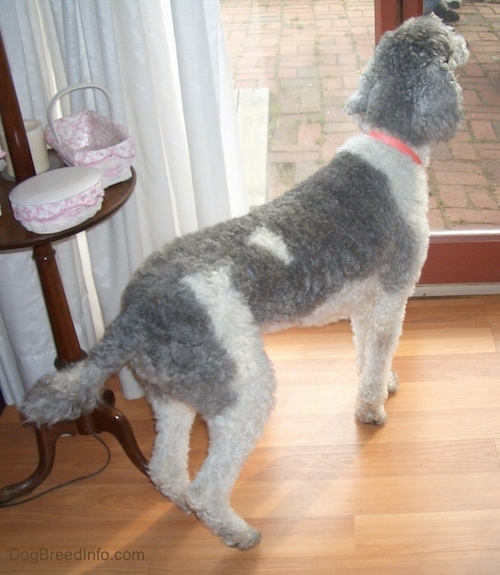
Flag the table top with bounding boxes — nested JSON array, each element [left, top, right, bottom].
[[0, 163, 136, 251]]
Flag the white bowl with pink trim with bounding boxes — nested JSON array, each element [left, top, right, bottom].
[[9, 167, 104, 234]]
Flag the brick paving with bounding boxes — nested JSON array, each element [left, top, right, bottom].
[[221, 0, 500, 230]]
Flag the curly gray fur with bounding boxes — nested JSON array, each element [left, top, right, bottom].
[[22, 16, 468, 550], [345, 15, 468, 146]]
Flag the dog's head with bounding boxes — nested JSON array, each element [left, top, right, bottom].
[[345, 16, 469, 146]]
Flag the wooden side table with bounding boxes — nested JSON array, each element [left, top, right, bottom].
[[0, 167, 148, 504]]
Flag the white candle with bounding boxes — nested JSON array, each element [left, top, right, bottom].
[[0, 119, 50, 178]]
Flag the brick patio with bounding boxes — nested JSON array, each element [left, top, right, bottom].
[[221, 0, 500, 230]]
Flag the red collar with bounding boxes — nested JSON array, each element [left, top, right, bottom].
[[369, 131, 422, 166]]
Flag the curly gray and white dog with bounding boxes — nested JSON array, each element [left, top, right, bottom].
[[23, 16, 468, 549]]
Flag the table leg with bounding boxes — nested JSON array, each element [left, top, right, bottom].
[[32, 243, 87, 366], [0, 243, 148, 504], [0, 420, 76, 504], [86, 389, 148, 476], [0, 391, 148, 505]]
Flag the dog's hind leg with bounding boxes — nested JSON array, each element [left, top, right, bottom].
[[148, 396, 196, 513], [178, 329, 276, 550], [186, 362, 275, 550], [181, 267, 276, 548], [351, 292, 408, 425]]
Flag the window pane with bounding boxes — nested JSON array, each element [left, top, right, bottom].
[[221, 0, 500, 231]]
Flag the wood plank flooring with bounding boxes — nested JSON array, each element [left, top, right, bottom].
[[1, 295, 500, 574]]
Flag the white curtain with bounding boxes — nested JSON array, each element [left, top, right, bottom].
[[0, 0, 247, 407]]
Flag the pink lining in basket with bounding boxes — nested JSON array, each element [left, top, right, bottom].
[[45, 85, 135, 189]]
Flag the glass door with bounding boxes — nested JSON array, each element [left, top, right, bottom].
[[376, 0, 500, 288], [222, 0, 500, 288]]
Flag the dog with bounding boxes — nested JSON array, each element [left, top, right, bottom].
[[22, 16, 468, 549]]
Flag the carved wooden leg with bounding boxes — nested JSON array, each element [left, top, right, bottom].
[[0, 420, 78, 504], [0, 393, 148, 504], [89, 390, 148, 476]]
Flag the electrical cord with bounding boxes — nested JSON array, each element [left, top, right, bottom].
[[0, 433, 111, 508]]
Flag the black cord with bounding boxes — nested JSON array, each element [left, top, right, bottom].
[[0, 433, 111, 508]]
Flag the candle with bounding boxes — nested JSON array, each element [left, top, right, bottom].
[[0, 119, 50, 178]]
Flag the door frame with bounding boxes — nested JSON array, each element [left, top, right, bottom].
[[374, 0, 500, 287]]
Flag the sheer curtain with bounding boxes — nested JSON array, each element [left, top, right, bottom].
[[0, 0, 247, 406]]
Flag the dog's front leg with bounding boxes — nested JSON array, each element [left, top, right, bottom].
[[351, 293, 408, 425]]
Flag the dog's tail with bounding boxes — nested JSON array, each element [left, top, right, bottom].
[[21, 311, 136, 426]]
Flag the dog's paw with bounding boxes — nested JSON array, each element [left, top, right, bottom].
[[355, 400, 387, 425], [186, 487, 261, 550], [221, 525, 261, 550], [388, 371, 399, 394]]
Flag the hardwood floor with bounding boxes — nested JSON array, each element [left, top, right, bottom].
[[1, 295, 500, 574]]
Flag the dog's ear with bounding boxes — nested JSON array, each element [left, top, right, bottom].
[[407, 22, 468, 144], [345, 17, 467, 146], [411, 60, 465, 144]]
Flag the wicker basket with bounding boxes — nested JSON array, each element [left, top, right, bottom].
[[45, 83, 135, 188]]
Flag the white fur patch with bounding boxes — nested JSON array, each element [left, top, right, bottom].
[[182, 268, 263, 375], [261, 276, 381, 333], [247, 227, 293, 264]]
